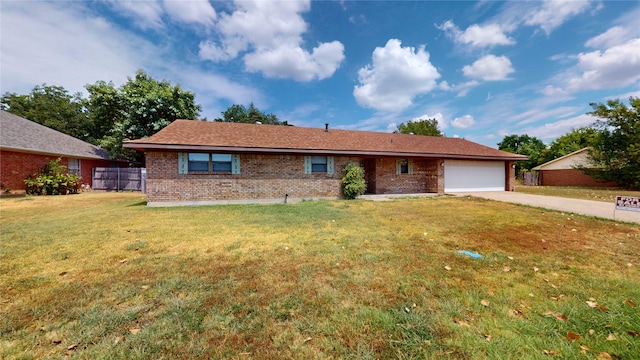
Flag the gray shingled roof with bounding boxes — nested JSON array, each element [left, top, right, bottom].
[[0, 110, 110, 160]]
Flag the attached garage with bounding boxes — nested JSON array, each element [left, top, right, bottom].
[[444, 160, 506, 192]]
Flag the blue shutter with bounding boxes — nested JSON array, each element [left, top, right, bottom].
[[304, 156, 311, 174], [327, 156, 335, 175], [231, 154, 241, 175], [408, 159, 414, 175], [396, 159, 401, 175], [178, 152, 188, 174]]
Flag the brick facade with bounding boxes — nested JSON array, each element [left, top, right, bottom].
[[145, 152, 451, 203], [539, 169, 617, 187], [0, 149, 113, 190]]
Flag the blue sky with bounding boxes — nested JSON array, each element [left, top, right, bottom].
[[2, 1, 639, 147]]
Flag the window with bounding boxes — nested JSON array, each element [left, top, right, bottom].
[[311, 156, 328, 173], [180, 153, 240, 174], [304, 156, 335, 174], [68, 158, 80, 176], [396, 159, 413, 175], [188, 153, 209, 172], [399, 159, 409, 174], [212, 154, 232, 172]]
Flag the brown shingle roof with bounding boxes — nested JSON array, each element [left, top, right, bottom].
[[124, 120, 527, 161], [0, 110, 110, 160]]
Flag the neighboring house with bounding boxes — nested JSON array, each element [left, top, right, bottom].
[[124, 120, 526, 206], [0, 110, 115, 191], [532, 147, 616, 187]]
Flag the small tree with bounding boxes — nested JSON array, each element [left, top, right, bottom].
[[341, 162, 366, 200], [24, 158, 81, 195]]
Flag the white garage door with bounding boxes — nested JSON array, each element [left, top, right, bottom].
[[444, 160, 505, 192]]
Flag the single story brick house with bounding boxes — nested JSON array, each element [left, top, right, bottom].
[[532, 148, 617, 187], [124, 120, 526, 206], [0, 110, 115, 191]]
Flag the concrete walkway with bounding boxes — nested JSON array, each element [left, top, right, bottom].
[[454, 192, 640, 224]]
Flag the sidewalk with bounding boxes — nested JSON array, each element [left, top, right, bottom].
[[454, 192, 640, 224]]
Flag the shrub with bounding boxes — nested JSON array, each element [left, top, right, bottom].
[[341, 162, 366, 200], [24, 158, 81, 195]]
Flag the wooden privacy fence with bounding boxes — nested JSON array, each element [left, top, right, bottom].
[[92, 168, 146, 193], [523, 172, 539, 186]]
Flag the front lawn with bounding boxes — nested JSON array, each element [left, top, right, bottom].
[[516, 185, 640, 203], [1, 193, 638, 359]]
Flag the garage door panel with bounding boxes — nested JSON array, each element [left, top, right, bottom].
[[444, 160, 505, 192]]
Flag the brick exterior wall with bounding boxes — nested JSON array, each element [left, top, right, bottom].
[[145, 152, 448, 203], [0, 149, 112, 190], [374, 158, 443, 194], [540, 169, 617, 187]]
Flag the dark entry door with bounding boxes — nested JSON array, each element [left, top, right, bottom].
[[363, 158, 377, 194]]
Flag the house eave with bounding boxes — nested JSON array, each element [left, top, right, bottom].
[[123, 143, 527, 161], [0, 146, 111, 161]]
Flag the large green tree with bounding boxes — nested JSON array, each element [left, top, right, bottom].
[[87, 70, 202, 161], [395, 118, 443, 136], [498, 134, 546, 173], [585, 97, 640, 189], [1, 85, 90, 141], [214, 103, 288, 125], [539, 127, 600, 164]]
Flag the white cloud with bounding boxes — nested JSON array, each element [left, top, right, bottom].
[[585, 6, 640, 48], [162, 0, 217, 27], [525, 0, 593, 35], [199, 0, 344, 81], [451, 115, 475, 129], [0, 2, 143, 94], [539, 85, 568, 97], [412, 112, 448, 130], [437, 20, 515, 48], [353, 39, 440, 112], [244, 42, 345, 81], [523, 114, 594, 140], [567, 38, 640, 92], [462, 55, 514, 81], [106, 0, 164, 30]]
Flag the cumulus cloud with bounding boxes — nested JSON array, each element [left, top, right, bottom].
[[199, 0, 344, 81], [106, 0, 164, 29], [436, 20, 515, 48], [353, 39, 441, 112], [524, 0, 593, 35], [451, 115, 475, 129], [567, 38, 640, 92], [462, 55, 514, 81]]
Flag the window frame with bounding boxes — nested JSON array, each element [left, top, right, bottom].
[[180, 152, 239, 175], [310, 156, 328, 173]]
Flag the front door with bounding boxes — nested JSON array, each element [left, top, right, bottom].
[[363, 158, 377, 194]]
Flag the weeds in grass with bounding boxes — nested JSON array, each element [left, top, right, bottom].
[[1, 193, 639, 359]]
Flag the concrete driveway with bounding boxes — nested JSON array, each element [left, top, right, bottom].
[[454, 192, 640, 224]]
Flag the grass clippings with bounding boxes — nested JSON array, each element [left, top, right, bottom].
[[1, 193, 639, 359]]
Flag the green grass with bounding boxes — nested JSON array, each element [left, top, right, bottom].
[[1, 193, 639, 359], [516, 185, 640, 202]]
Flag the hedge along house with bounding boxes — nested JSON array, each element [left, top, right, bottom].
[[0, 110, 114, 191], [124, 120, 526, 206]]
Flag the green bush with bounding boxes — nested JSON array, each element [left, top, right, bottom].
[[24, 158, 81, 195], [341, 162, 366, 200]]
